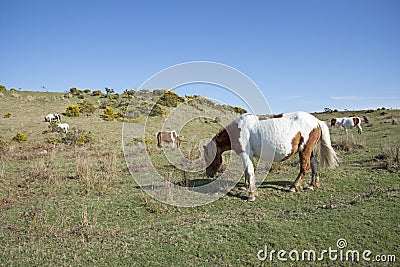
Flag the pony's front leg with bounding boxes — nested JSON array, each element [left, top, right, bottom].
[[240, 153, 258, 201], [357, 125, 362, 134]]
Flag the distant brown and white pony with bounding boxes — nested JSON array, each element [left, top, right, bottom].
[[157, 130, 182, 149], [203, 111, 338, 201], [330, 116, 369, 134], [45, 113, 61, 123]]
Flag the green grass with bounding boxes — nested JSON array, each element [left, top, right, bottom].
[[0, 91, 399, 266]]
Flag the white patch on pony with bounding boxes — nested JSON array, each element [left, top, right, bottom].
[[236, 112, 320, 162]]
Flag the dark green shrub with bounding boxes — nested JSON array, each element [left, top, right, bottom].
[[4, 112, 12, 118]]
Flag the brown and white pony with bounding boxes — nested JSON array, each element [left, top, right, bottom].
[[203, 111, 338, 201], [330, 116, 369, 134], [157, 130, 182, 149]]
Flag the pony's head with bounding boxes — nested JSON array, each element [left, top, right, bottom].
[[362, 116, 369, 124], [203, 140, 222, 178], [330, 118, 337, 127]]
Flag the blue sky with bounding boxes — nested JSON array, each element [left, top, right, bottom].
[[1, 0, 399, 113]]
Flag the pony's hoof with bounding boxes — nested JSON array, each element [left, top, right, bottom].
[[289, 185, 302, 192], [247, 196, 256, 202], [305, 186, 314, 191], [289, 188, 297, 193]]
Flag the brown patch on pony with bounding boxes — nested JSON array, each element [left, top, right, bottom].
[[282, 132, 303, 161], [258, 113, 283, 121], [352, 117, 360, 126], [330, 118, 337, 126], [214, 121, 243, 153]]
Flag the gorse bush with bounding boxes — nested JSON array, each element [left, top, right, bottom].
[[78, 100, 96, 114], [149, 104, 166, 117], [0, 137, 9, 160], [126, 136, 154, 146], [124, 89, 136, 97], [47, 121, 59, 133], [232, 106, 247, 114], [69, 87, 83, 95], [101, 106, 115, 121], [157, 90, 184, 107], [92, 90, 102, 96], [65, 104, 80, 117], [0, 137, 9, 150], [0, 85, 6, 92], [4, 112, 12, 118], [12, 132, 28, 143], [63, 128, 92, 146]]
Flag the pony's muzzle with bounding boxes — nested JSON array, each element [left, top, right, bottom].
[[206, 169, 215, 178]]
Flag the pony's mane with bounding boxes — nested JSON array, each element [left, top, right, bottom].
[[257, 113, 283, 120]]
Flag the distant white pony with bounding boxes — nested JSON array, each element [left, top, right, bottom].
[[45, 113, 61, 123], [330, 116, 369, 134], [57, 123, 69, 134]]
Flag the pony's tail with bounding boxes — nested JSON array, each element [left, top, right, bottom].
[[318, 121, 338, 169]]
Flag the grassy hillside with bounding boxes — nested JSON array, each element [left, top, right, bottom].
[[0, 90, 399, 266]]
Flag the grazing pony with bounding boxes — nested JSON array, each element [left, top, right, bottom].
[[45, 113, 61, 123], [204, 111, 338, 201], [330, 116, 369, 134], [157, 130, 182, 149], [57, 123, 69, 134]]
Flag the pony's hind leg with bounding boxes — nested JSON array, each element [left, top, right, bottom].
[[289, 153, 309, 192], [307, 152, 320, 190], [290, 127, 321, 192]]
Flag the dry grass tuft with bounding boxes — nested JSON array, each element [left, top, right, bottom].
[[75, 151, 116, 195], [333, 134, 364, 152], [375, 143, 400, 170]]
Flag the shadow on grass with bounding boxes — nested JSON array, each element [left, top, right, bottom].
[[134, 179, 293, 201]]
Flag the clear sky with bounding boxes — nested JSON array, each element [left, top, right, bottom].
[[1, 0, 399, 113]]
